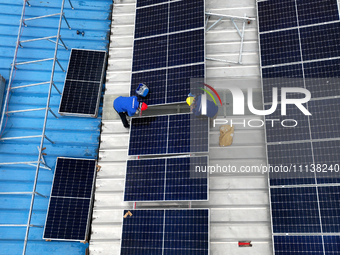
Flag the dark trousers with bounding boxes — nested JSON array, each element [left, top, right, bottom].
[[114, 108, 130, 128]]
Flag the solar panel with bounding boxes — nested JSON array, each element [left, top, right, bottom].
[[273, 236, 324, 255], [131, 0, 205, 105], [132, 35, 168, 72], [43, 157, 96, 241], [308, 98, 340, 139], [262, 64, 304, 104], [257, 2, 340, 253], [270, 187, 321, 233], [166, 64, 205, 104], [296, 0, 339, 26], [300, 22, 340, 61], [169, 0, 205, 33], [257, 0, 297, 33], [267, 142, 315, 186], [313, 140, 340, 184], [44, 197, 91, 241], [128, 113, 209, 156], [135, 4, 168, 38], [259, 29, 301, 66], [66, 49, 106, 82], [136, 0, 168, 8], [168, 29, 205, 67], [324, 236, 340, 254], [124, 156, 208, 201], [318, 186, 340, 233], [265, 104, 310, 143], [120, 209, 209, 255], [304, 59, 340, 98], [59, 49, 106, 117]]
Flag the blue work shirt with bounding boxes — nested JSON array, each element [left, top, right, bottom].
[[193, 95, 218, 118], [113, 96, 139, 116]]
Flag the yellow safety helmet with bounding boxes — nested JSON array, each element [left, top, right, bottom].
[[186, 97, 194, 106]]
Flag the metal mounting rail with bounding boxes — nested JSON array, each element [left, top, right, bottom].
[[205, 13, 253, 65], [0, 0, 74, 254]]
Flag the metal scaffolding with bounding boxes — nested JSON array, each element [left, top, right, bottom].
[[0, 0, 73, 254], [205, 12, 255, 65]]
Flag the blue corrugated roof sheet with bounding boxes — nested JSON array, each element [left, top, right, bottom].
[[0, 0, 112, 254]]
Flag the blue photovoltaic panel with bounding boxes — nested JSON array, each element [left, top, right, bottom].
[[304, 59, 340, 99], [308, 98, 340, 139], [136, 0, 168, 8], [324, 236, 340, 254], [130, 69, 167, 105], [268, 142, 315, 186], [44, 197, 91, 241], [165, 157, 208, 201], [60, 49, 106, 116], [59, 80, 101, 115], [121, 210, 164, 255], [135, 4, 168, 38], [270, 187, 321, 233], [274, 236, 324, 255], [132, 35, 167, 72], [132, 0, 205, 105], [128, 114, 209, 156], [124, 158, 165, 201], [318, 186, 340, 233], [297, 0, 339, 26], [313, 140, 340, 184], [167, 114, 209, 154], [121, 209, 209, 255], [260, 29, 301, 66], [169, 0, 204, 33], [300, 22, 340, 61], [44, 158, 96, 241], [265, 104, 310, 143], [128, 115, 168, 155], [166, 64, 205, 104], [66, 49, 106, 82], [262, 64, 304, 104], [51, 158, 96, 198], [124, 156, 208, 201], [164, 210, 209, 255], [168, 29, 205, 67], [257, 0, 297, 33]]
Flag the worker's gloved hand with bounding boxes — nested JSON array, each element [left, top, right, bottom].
[[135, 109, 140, 115]]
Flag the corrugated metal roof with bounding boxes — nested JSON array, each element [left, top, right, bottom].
[[0, 0, 112, 254], [90, 0, 272, 254]]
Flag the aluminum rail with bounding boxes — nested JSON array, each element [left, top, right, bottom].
[[0, 0, 26, 134], [22, 0, 69, 252]]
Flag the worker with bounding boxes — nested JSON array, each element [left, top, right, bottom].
[[113, 96, 148, 128], [187, 94, 218, 125]]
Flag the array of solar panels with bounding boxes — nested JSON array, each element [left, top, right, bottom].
[[121, 209, 209, 255], [128, 113, 209, 155], [124, 156, 208, 201], [43, 158, 96, 241], [257, 0, 340, 254], [59, 49, 106, 117], [130, 0, 205, 105]]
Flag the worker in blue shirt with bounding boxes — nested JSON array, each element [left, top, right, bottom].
[[187, 94, 218, 118], [113, 96, 148, 128]]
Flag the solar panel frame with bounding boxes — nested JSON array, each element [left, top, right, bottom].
[[119, 209, 210, 255], [127, 113, 209, 156], [123, 156, 209, 202], [58, 49, 106, 118], [43, 157, 97, 242]]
